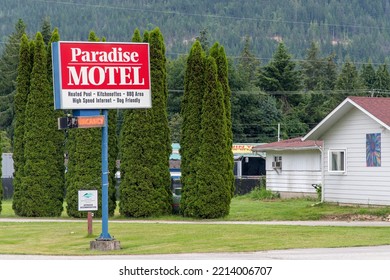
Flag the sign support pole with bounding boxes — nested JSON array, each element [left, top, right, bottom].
[[98, 109, 112, 240]]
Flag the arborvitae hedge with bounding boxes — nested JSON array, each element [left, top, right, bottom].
[[209, 43, 235, 196], [179, 41, 206, 217], [193, 56, 231, 218], [12, 34, 31, 215], [119, 28, 171, 217], [181, 41, 232, 218], [47, 28, 66, 211], [148, 28, 172, 214], [65, 31, 116, 218], [18, 32, 64, 216]]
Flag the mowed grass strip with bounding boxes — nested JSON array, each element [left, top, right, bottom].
[[1, 222, 390, 255], [3, 198, 390, 221]]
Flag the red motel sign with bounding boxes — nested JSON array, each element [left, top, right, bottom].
[[52, 41, 151, 110]]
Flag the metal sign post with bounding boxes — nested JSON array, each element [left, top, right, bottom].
[[98, 109, 111, 240]]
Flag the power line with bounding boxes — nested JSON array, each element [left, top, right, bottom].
[[168, 89, 390, 95], [26, 0, 390, 32]]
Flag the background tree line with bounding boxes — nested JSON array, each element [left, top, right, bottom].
[[1, 0, 390, 64], [2, 18, 390, 150]]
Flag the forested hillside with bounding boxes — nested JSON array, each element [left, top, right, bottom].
[[1, 0, 390, 147], [1, 0, 390, 63]]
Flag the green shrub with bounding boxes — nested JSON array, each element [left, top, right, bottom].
[[247, 186, 280, 201]]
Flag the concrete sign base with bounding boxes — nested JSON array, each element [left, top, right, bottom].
[[90, 240, 121, 251]]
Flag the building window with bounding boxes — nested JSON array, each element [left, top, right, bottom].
[[329, 150, 346, 172]]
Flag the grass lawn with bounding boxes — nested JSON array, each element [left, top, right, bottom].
[[226, 196, 390, 221], [1, 222, 390, 255], [1, 196, 390, 255]]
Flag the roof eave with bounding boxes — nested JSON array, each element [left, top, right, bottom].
[[253, 146, 321, 152]]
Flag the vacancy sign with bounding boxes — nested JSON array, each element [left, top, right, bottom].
[[52, 41, 151, 109]]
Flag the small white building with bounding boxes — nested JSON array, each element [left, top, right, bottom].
[[255, 96, 390, 206], [252, 138, 322, 198], [304, 96, 390, 205]]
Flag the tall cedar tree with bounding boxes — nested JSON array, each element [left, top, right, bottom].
[[148, 28, 172, 213], [12, 34, 31, 215], [47, 28, 66, 208], [180, 41, 206, 217], [119, 28, 171, 217], [65, 31, 116, 218], [119, 28, 153, 217], [209, 43, 234, 196], [194, 56, 230, 218], [0, 19, 26, 132], [18, 32, 64, 216]]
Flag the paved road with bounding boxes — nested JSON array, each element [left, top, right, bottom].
[[2, 218, 390, 227], [1, 245, 390, 260], [1, 218, 390, 260]]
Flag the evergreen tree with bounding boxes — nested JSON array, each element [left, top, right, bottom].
[[119, 28, 171, 217], [334, 58, 365, 105], [40, 17, 52, 45], [257, 42, 302, 111], [119, 28, 152, 217], [12, 34, 31, 215], [196, 28, 210, 53], [65, 31, 116, 218], [360, 60, 377, 92], [148, 27, 172, 213], [18, 32, 64, 216], [180, 41, 206, 217], [194, 56, 230, 218], [320, 53, 337, 91], [232, 92, 281, 142], [236, 36, 260, 90], [301, 41, 323, 91], [0, 19, 26, 133], [209, 42, 235, 196], [298, 43, 337, 130], [374, 64, 390, 96], [47, 28, 59, 85], [47, 27, 66, 210]]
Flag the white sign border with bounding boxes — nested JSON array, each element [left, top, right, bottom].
[[78, 190, 98, 211], [52, 41, 152, 110]]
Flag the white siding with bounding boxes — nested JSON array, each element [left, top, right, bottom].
[[323, 108, 390, 205], [265, 150, 321, 194]]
